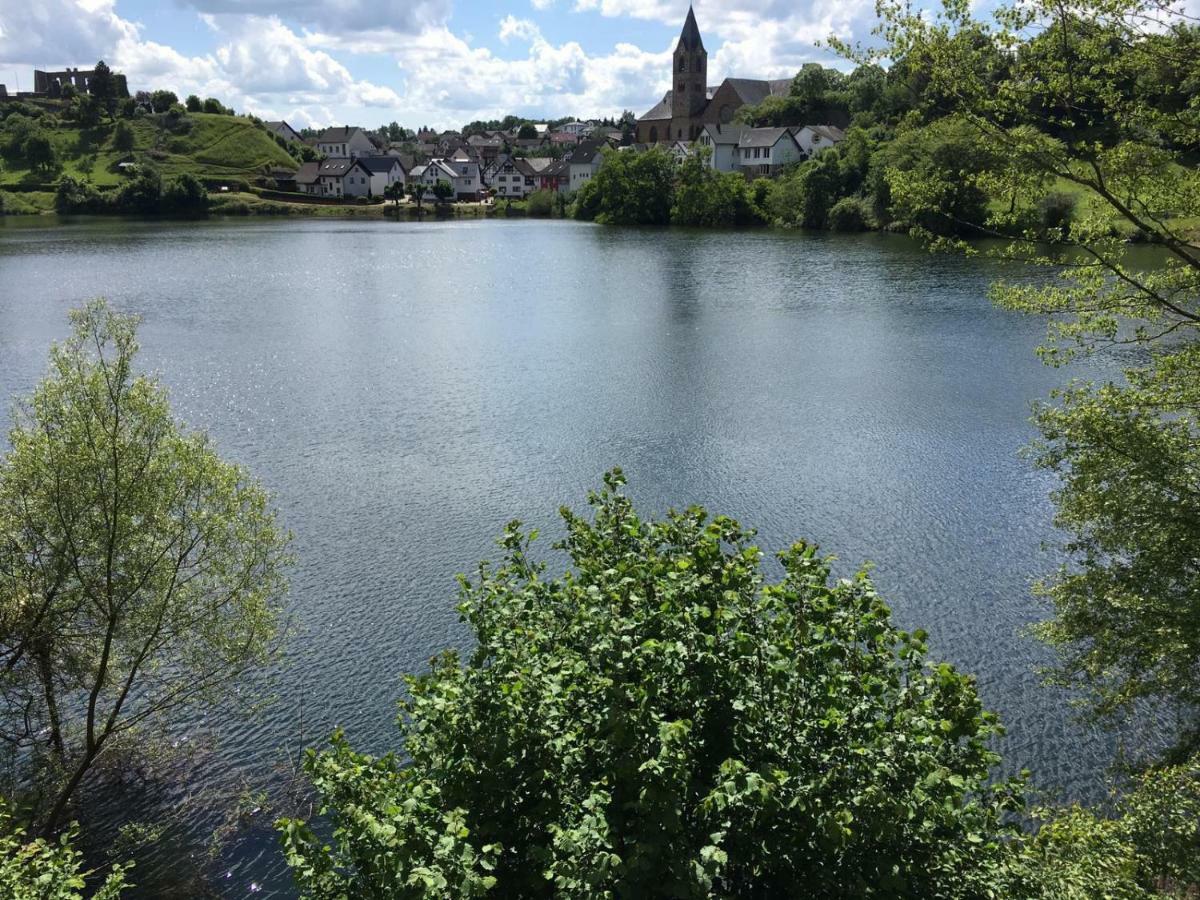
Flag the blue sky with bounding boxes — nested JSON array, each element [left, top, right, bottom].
[[0, 0, 862, 130]]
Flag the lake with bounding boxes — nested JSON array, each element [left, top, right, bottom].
[[0, 216, 1129, 896]]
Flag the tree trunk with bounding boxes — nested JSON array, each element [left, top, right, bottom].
[[37, 649, 66, 761]]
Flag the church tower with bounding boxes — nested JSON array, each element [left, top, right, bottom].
[[671, 6, 707, 139]]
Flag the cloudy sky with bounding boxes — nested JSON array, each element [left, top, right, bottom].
[[0, 0, 871, 130]]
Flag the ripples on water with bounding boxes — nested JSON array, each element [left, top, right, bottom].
[[0, 217, 1137, 896]]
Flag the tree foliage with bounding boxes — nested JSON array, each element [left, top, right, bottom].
[[0, 300, 291, 836], [574, 147, 675, 225]]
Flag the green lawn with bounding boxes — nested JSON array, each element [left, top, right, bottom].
[[0, 112, 298, 188]]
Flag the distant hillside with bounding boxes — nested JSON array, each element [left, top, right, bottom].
[[0, 111, 299, 188]]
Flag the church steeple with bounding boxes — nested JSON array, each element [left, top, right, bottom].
[[672, 4, 708, 121], [679, 5, 704, 52]]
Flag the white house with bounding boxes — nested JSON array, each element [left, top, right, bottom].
[[567, 141, 604, 191], [736, 127, 805, 177], [264, 120, 301, 144], [668, 140, 693, 165], [442, 150, 482, 199], [697, 124, 746, 172], [315, 126, 375, 159], [417, 158, 479, 200], [295, 161, 321, 194], [489, 155, 547, 198], [358, 156, 405, 196], [559, 121, 591, 136], [315, 157, 373, 198], [792, 124, 846, 158]]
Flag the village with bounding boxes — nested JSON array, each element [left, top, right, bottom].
[[257, 8, 845, 205]]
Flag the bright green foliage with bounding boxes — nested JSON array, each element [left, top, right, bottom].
[[671, 151, 766, 227], [0, 801, 128, 900], [846, 0, 1200, 756], [432, 179, 454, 203], [281, 472, 1026, 898], [0, 300, 291, 835], [766, 152, 844, 229], [872, 116, 998, 235], [574, 147, 674, 225]]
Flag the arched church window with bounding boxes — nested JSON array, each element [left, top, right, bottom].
[[694, 58, 703, 73], [649, 126, 658, 142], [679, 57, 687, 72]]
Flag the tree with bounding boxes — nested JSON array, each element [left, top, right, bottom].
[[0, 800, 128, 899], [22, 130, 57, 174], [112, 119, 134, 152], [384, 181, 404, 213], [0, 301, 291, 836], [573, 146, 674, 225], [517, 123, 538, 140], [149, 90, 177, 114], [88, 61, 116, 113], [409, 182, 427, 213], [431, 179, 454, 205], [184, 94, 202, 112], [843, 0, 1200, 757], [281, 472, 1032, 897], [671, 150, 766, 227], [201, 97, 225, 114]]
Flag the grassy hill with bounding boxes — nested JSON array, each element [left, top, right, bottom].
[[0, 112, 299, 188]]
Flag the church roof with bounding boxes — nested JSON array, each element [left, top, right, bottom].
[[722, 78, 792, 106], [678, 6, 704, 52], [638, 91, 673, 122]]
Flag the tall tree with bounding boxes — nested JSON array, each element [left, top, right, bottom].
[[0, 300, 291, 836], [837, 0, 1200, 757], [88, 61, 116, 113]]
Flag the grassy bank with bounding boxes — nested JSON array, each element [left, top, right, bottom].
[[0, 111, 296, 189]]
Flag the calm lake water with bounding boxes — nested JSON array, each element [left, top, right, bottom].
[[0, 216, 1132, 896]]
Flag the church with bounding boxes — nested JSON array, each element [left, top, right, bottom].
[[635, 6, 791, 145]]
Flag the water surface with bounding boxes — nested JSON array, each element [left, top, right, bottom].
[[0, 217, 1122, 896]]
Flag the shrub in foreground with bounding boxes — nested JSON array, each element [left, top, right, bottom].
[[280, 471, 1025, 897]]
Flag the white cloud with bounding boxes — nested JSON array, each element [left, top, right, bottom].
[[178, 0, 451, 36], [345, 25, 671, 127], [499, 15, 541, 43], [0, 1, 399, 124]]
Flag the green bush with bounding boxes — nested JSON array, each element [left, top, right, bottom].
[[0, 801, 128, 899], [827, 196, 873, 231], [280, 473, 1026, 897], [526, 189, 554, 217]]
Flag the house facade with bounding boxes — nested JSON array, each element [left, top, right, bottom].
[[264, 120, 302, 144], [567, 141, 604, 191], [359, 156, 405, 196], [792, 125, 846, 157], [697, 124, 745, 172], [735, 127, 804, 177], [315, 158, 373, 197], [316, 127, 375, 158]]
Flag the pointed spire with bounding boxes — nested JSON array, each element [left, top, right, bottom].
[[678, 5, 704, 52]]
